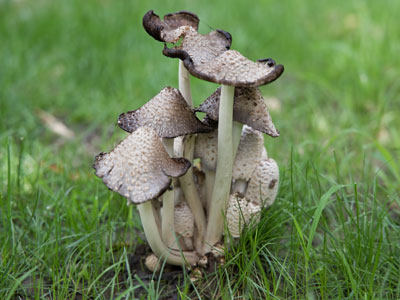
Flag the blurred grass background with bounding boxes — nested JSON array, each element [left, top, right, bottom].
[[1, 0, 399, 299]]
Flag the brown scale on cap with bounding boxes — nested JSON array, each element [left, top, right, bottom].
[[196, 87, 279, 137], [142, 10, 199, 43], [118, 87, 212, 138], [245, 157, 279, 208], [93, 127, 191, 204], [232, 126, 265, 181]]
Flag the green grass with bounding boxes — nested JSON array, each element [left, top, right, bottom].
[[1, 0, 400, 298]]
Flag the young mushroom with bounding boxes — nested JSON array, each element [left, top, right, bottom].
[[93, 126, 198, 265]]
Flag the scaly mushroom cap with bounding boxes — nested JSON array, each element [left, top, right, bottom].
[[142, 10, 199, 43], [118, 87, 212, 138], [196, 87, 279, 137], [145, 254, 160, 272], [226, 193, 261, 238], [194, 129, 218, 171], [174, 202, 194, 238], [245, 157, 279, 207], [233, 125, 264, 181], [93, 127, 191, 204]]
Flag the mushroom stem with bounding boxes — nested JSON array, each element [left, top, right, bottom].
[[204, 84, 235, 252], [162, 138, 177, 248], [178, 60, 193, 106], [232, 121, 243, 158], [232, 179, 248, 194], [204, 169, 215, 213], [177, 61, 206, 255], [178, 135, 206, 254], [137, 201, 199, 266]]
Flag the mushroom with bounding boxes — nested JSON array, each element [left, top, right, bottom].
[[232, 126, 265, 194], [118, 86, 210, 250], [174, 201, 195, 250], [225, 193, 261, 238], [93, 126, 198, 265], [145, 253, 161, 272], [245, 157, 279, 208]]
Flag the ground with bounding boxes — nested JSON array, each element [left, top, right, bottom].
[[1, 0, 400, 299]]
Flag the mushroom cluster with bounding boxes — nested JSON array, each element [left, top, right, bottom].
[[94, 10, 284, 267]]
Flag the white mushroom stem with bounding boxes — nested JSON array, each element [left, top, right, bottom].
[[232, 121, 243, 158], [204, 84, 236, 252], [177, 61, 206, 255], [205, 168, 215, 212], [232, 179, 248, 194], [137, 201, 199, 266], [162, 138, 177, 248], [178, 60, 193, 106], [178, 135, 206, 254]]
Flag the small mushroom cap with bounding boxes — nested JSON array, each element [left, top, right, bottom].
[[245, 157, 279, 207], [233, 125, 265, 181], [174, 201, 194, 238], [194, 129, 218, 171], [143, 10, 199, 43], [196, 87, 279, 137], [226, 193, 261, 238], [93, 127, 191, 204], [118, 87, 212, 138], [145, 254, 161, 272]]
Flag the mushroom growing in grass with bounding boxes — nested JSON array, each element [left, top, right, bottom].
[[95, 9, 284, 268], [117, 86, 211, 250], [93, 126, 198, 265]]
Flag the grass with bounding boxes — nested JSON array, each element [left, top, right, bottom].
[[1, 0, 400, 298]]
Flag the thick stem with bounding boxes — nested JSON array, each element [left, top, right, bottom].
[[204, 85, 235, 252], [178, 60, 193, 106], [162, 138, 177, 248], [137, 201, 199, 266], [232, 179, 248, 194], [177, 61, 206, 255], [204, 169, 216, 213], [232, 121, 243, 159], [178, 135, 206, 254]]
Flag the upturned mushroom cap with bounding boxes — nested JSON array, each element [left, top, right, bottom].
[[118, 87, 212, 138], [245, 157, 279, 207], [143, 10, 199, 43], [194, 129, 218, 171], [174, 201, 194, 238], [196, 87, 279, 137], [232, 125, 264, 181], [226, 193, 261, 238], [93, 127, 191, 204]]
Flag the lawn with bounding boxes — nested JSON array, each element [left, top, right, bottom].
[[1, 0, 400, 299]]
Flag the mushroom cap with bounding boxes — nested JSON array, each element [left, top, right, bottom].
[[194, 129, 218, 171], [174, 201, 194, 238], [179, 49, 284, 87], [196, 87, 279, 137], [143, 10, 199, 43], [245, 157, 279, 207], [118, 87, 212, 138], [232, 125, 265, 181], [226, 193, 261, 238], [93, 126, 191, 204], [145, 254, 160, 272]]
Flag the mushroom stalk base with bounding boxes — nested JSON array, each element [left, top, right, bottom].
[[137, 201, 199, 266], [204, 85, 235, 253]]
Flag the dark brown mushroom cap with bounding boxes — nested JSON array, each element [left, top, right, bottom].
[[143, 10, 199, 43], [195, 87, 280, 137], [93, 127, 191, 204], [118, 87, 212, 138]]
